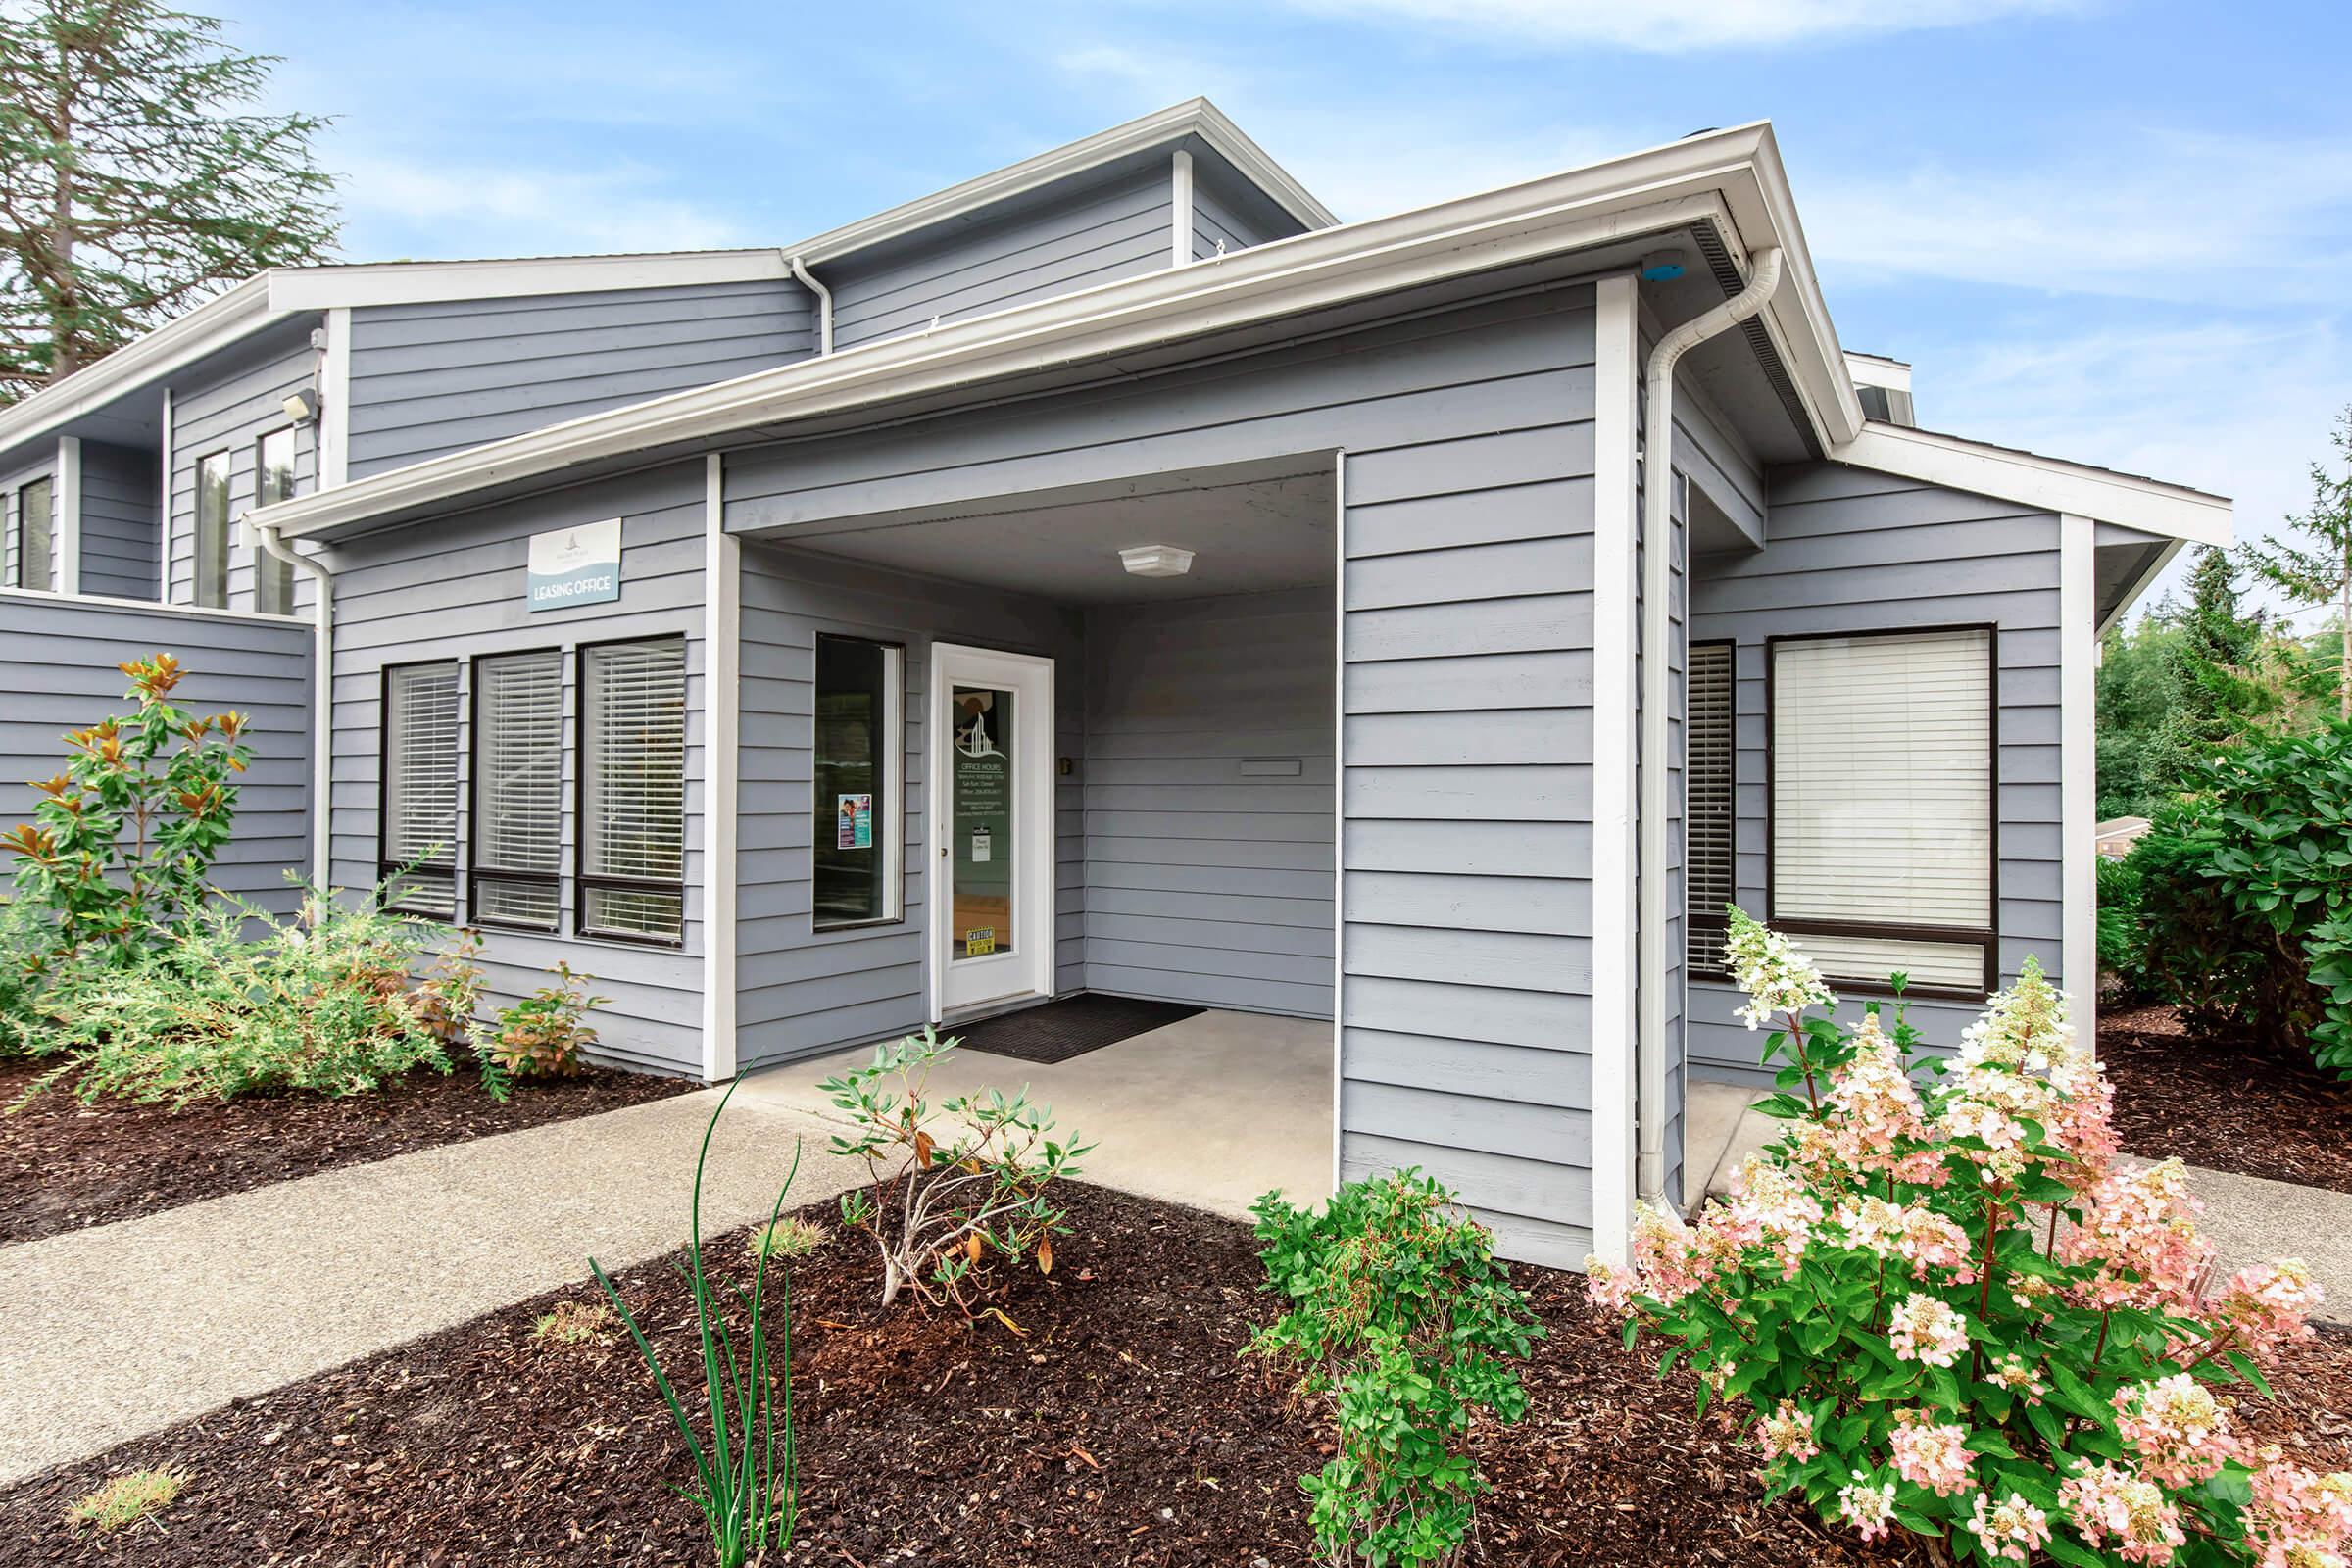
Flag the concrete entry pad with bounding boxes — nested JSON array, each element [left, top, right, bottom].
[[734, 1007, 1336, 1222]]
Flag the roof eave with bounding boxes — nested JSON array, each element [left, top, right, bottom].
[[1834, 420, 2233, 545]]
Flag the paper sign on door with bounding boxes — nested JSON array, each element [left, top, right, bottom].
[[971, 826, 992, 863], [965, 927, 996, 956]]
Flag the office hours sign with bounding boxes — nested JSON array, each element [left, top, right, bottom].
[[526, 518, 622, 611]]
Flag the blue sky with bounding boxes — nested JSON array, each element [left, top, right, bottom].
[[222, 0, 2350, 609]]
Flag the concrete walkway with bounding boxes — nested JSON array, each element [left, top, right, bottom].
[[1685, 1079, 2352, 1323], [0, 1088, 862, 1486]]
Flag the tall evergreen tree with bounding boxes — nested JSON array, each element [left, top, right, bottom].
[[2244, 405, 2352, 718], [0, 0, 337, 402]]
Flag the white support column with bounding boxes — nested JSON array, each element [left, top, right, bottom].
[[701, 452, 741, 1084], [1170, 149, 1196, 267], [1590, 272, 1642, 1265], [1329, 450, 1348, 1200], [2059, 513, 2097, 1038], [55, 435, 81, 594], [157, 387, 174, 602]]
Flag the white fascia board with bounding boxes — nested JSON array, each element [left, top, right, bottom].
[[1844, 353, 1912, 394], [267, 250, 795, 314], [790, 98, 1335, 270], [1835, 422, 2233, 546], [1711, 122, 1864, 448], [0, 274, 281, 456], [259, 126, 1852, 542]]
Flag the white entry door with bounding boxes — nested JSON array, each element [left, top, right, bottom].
[[929, 642, 1056, 1018]]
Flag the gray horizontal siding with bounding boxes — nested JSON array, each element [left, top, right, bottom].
[[827, 165, 1174, 352], [346, 280, 813, 478], [723, 278, 1603, 1265], [1688, 463, 2064, 1082], [1189, 160, 1309, 262], [76, 440, 161, 601], [167, 335, 318, 613], [0, 593, 312, 910], [323, 462, 708, 1076], [734, 544, 1083, 1074], [1082, 589, 1334, 1018]]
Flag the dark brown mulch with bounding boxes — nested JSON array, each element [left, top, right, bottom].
[[2100, 1003, 2352, 1194], [0, 1182, 1930, 1568], [0, 1052, 690, 1247]]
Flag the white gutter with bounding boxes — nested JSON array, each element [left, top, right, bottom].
[[252, 516, 335, 887], [1636, 246, 1784, 1206], [0, 275, 281, 455], [787, 256, 834, 356]]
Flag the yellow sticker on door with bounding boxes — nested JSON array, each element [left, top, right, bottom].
[[965, 927, 997, 956]]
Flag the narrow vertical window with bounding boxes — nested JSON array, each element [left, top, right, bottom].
[[194, 450, 230, 608], [580, 637, 688, 943], [14, 476, 53, 590], [1769, 626, 1996, 993], [471, 648, 565, 930], [813, 635, 904, 929], [1687, 640, 1735, 975], [380, 662, 462, 916], [254, 428, 297, 614]]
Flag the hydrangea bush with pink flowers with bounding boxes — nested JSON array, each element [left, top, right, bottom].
[[1588, 907, 2346, 1567]]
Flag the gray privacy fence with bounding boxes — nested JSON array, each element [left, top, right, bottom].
[[0, 591, 313, 911]]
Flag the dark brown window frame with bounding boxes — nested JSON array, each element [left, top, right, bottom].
[[1763, 622, 2001, 1002], [377, 659, 463, 920], [572, 633, 689, 950], [469, 645, 566, 935], [811, 631, 908, 936], [1686, 636, 1738, 981]]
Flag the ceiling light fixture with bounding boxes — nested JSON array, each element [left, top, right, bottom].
[[1118, 544, 1195, 578]]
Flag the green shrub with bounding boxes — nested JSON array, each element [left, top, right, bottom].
[[2125, 721, 2352, 1076], [0, 897, 63, 1054], [1248, 1170, 1544, 1568], [24, 888, 449, 1105], [1, 654, 250, 969], [2094, 852, 2144, 991], [487, 960, 607, 1083], [820, 1025, 1090, 1310]]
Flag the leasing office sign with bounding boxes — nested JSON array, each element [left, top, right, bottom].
[[526, 518, 622, 611]]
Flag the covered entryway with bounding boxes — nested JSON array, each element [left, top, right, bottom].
[[728, 451, 1341, 1202]]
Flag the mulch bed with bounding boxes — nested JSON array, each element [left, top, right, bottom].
[[2100, 1003, 2352, 1194], [0, 1052, 691, 1248]]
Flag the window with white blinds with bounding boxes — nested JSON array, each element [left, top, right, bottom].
[[1687, 641, 1735, 976], [14, 476, 52, 590], [579, 637, 687, 943], [1770, 627, 1995, 994], [380, 662, 461, 916], [472, 648, 565, 930]]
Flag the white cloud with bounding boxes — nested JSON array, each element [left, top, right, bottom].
[[332, 156, 752, 260], [1801, 129, 2352, 306], [1276, 0, 2085, 52]]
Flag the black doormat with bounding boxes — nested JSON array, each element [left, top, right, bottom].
[[947, 993, 1204, 1066]]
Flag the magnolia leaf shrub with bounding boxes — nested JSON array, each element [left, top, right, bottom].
[[486, 960, 607, 1082], [1588, 906, 2345, 1568], [2122, 721, 2352, 1078], [414, 927, 510, 1100], [26, 888, 449, 1105], [1, 654, 251, 967], [1249, 1170, 1544, 1568], [818, 1025, 1090, 1310]]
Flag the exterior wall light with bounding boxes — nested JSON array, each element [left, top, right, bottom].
[[1118, 544, 1195, 577]]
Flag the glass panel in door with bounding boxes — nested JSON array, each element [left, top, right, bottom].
[[949, 685, 1014, 961]]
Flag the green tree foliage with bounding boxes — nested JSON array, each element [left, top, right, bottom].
[[0, 0, 337, 401], [2242, 406, 2352, 718]]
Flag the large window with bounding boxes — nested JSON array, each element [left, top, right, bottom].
[[254, 429, 297, 614], [194, 450, 230, 608], [471, 648, 565, 930], [1770, 626, 1995, 995], [578, 637, 688, 944], [813, 635, 904, 930], [1686, 640, 1735, 976], [13, 475, 52, 590], [380, 662, 462, 916]]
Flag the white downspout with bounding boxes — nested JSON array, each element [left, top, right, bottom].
[[254, 517, 334, 887], [788, 255, 834, 356], [1636, 245, 1784, 1205]]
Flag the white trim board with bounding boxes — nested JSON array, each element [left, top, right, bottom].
[[55, 435, 81, 595], [1835, 422, 2232, 545], [2059, 514, 2097, 1034], [1590, 271, 1642, 1265], [701, 452, 741, 1084]]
